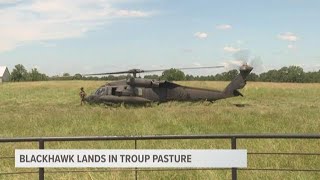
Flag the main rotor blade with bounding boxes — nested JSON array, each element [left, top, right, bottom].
[[142, 66, 225, 73], [83, 71, 132, 76], [83, 65, 224, 76]]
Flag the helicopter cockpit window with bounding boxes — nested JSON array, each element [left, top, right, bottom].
[[95, 88, 105, 95]]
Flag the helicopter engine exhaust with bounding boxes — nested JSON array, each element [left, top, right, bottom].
[[126, 78, 159, 88]]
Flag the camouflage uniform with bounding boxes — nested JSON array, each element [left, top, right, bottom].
[[79, 87, 86, 105]]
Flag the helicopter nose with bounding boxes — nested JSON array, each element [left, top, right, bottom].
[[84, 95, 92, 102]]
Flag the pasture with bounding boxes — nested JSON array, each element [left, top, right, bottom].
[[0, 81, 319, 179]]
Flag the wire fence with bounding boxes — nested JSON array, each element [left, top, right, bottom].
[[1, 134, 320, 180]]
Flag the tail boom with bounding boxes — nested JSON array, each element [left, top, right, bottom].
[[223, 65, 253, 98]]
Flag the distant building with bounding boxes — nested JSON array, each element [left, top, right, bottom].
[[0, 66, 10, 83]]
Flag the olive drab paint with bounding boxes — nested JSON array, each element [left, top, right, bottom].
[[84, 65, 253, 105]]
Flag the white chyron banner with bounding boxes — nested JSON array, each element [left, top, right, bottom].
[[15, 150, 247, 168]]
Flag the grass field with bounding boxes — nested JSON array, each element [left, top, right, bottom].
[[0, 81, 320, 179]]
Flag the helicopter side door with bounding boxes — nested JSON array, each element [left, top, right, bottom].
[[109, 86, 135, 96], [111, 86, 123, 96], [111, 87, 117, 95]]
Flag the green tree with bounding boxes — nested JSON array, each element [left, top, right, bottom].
[[259, 69, 279, 82], [215, 70, 238, 81], [11, 64, 28, 82], [27, 68, 47, 81], [224, 70, 239, 81], [144, 74, 160, 79], [60, 73, 72, 80], [278, 67, 290, 82], [247, 73, 259, 81], [287, 66, 304, 82], [304, 71, 320, 83], [63, 73, 70, 77], [185, 74, 194, 81], [73, 73, 83, 80], [161, 68, 185, 81]]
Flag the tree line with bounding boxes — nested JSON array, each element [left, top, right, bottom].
[[10, 64, 48, 82], [9, 64, 320, 83], [145, 66, 320, 83]]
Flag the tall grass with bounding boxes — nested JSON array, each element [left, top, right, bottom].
[[0, 81, 319, 179]]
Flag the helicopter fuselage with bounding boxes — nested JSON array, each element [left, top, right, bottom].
[[85, 79, 232, 105], [84, 65, 253, 105]]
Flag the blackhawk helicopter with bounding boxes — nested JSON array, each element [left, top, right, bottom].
[[83, 64, 253, 105]]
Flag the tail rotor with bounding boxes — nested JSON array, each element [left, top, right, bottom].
[[225, 50, 263, 73]]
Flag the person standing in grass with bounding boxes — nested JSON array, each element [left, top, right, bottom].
[[79, 87, 87, 105]]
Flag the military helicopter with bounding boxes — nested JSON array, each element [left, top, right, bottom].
[[83, 64, 253, 105]]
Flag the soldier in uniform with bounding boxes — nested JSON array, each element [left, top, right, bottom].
[[79, 87, 87, 105]]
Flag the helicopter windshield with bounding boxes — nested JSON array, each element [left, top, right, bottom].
[[95, 87, 106, 95]]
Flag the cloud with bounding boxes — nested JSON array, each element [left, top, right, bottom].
[[278, 32, 298, 41], [0, 0, 21, 4], [216, 24, 232, 30], [223, 46, 240, 53], [236, 40, 244, 45], [288, 44, 295, 49], [115, 10, 149, 17], [182, 48, 193, 53], [0, 0, 151, 52], [192, 62, 202, 67], [194, 32, 208, 39]]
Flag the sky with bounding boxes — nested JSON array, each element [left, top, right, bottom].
[[0, 0, 320, 76]]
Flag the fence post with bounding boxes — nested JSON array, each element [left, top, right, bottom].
[[134, 139, 137, 180], [231, 137, 237, 180], [39, 140, 45, 180]]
